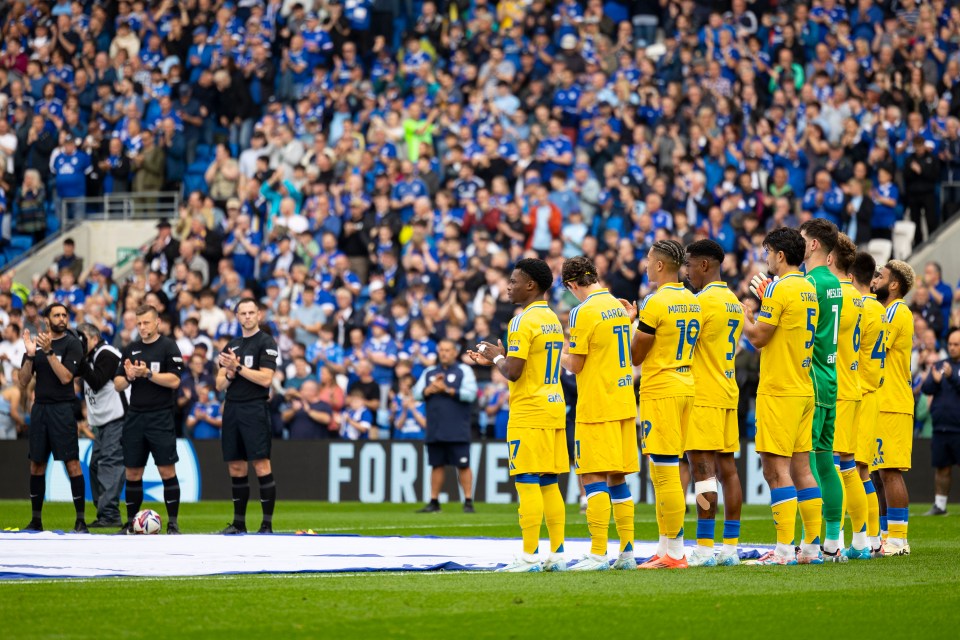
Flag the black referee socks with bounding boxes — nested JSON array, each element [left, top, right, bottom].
[[232, 476, 250, 526], [29, 474, 44, 520], [69, 474, 85, 522], [258, 474, 276, 525], [163, 476, 180, 526], [125, 479, 143, 522]]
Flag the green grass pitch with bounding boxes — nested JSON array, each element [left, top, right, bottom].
[[1, 501, 959, 639]]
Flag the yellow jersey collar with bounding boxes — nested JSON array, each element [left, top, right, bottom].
[[657, 282, 684, 291], [585, 289, 609, 301], [523, 300, 548, 311]]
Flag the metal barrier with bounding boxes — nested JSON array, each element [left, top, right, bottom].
[[58, 191, 181, 230]]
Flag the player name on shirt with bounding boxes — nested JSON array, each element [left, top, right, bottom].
[[665, 303, 701, 314], [600, 307, 627, 321]]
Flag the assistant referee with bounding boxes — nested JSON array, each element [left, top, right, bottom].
[[216, 298, 279, 534], [114, 305, 185, 535], [20, 303, 87, 532]]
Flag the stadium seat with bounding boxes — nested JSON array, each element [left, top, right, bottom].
[[195, 144, 213, 162], [9, 234, 32, 251], [867, 238, 893, 265], [892, 220, 916, 260]]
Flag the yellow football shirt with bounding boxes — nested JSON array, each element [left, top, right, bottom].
[[879, 299, 914, 415], [836, 280, 864, 401], [756, 271, 817, 397], [506, 301, 566, 429], [858, 293, 886, 393], [637, 282, 702, 400], [567, 288, 636, 423], [692, 282, 743, 409]]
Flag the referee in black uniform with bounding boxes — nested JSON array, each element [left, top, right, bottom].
[[216, 298, 279, 534], [113, 305, 185, 534], [20, 303, 87, 532]]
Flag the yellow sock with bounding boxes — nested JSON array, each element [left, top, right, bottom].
[[648, 463, 665, 537], [609, 482, 634, 554], [770, 487, 798, 547], [887, 507, 908, 541], [516, 478, 543, 555], [841, 466, 867, 541], [540, 479, 566, 554], [797, 487, 824, 545], [864, 479, 880, 537], [652, 459, 685, 539], [584, 481, 610, 556]]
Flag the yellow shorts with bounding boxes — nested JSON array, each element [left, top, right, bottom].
[[873, 412, 913, 471], [755, 394, 814, 457], [833, 399, 861, 455], [685, 405, 739, 454], [574, 419, 640, 475], [506, 427, 569, 476], [856, 390, 879, 466], [639, 395, 693, 457]]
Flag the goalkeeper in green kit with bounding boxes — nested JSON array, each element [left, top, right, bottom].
[[751, 218, 845, 563]]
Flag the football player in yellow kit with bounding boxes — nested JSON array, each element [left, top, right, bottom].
[[827, 234, 870, 560], [872, 260, 916, 557], [849, 251, 885, 558], [620, 240, 702, 569], [469, 259, 568, 573], [682, 239, 744, 567], [559, 256, 639, 571], [743, 228, 824, 565]]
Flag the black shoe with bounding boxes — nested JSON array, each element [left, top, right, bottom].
[[463, 501, 475, 514], [926, 505, 947, 516], [73, 520, 89, 534], [166, 523, 182, 535], [220, 522, 247, 535], [116, 522, 135, 535], [90, 518, 123, 528], [257, 523, 273, 534], [416, 502, 441, 513], [23, 519, 42, 532]]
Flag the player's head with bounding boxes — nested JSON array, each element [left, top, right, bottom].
[[561, 256, 599, 302], [829, 233, 857, 277], [684, 239, 724, 291], [946, 328, 960, 360], [235, 297, 260, 331], [76, 322, 102, 354], [875, 259, 915, 304], [646, 239, 685, 286], [44, 302, 70, 335], [135, 304, 160, 340], [762, 227, 805, 276], [437, 338, 459, 365], [510, 258, 553, 305], [799, 218, 838, 262], [850, 251, 877, 290]]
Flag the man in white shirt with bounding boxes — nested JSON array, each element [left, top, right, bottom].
[[0, 323, 25, 384]]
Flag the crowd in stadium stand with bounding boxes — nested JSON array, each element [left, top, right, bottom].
[[2, 0, 960, 442]]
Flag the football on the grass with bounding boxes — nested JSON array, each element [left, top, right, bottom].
[[133, 509, 162, 534]]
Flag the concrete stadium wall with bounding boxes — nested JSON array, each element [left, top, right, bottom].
[[0, 439, 948, 505], [7, 220, 157, 284]]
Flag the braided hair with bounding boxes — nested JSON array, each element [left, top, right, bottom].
[[650, 239, 685, 269]]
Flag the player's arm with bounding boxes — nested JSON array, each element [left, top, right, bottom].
[[471, 339, 526, 382], [631, 295, 659, 365], [562, 306, 592, 374], [744, 289, 780, 348]]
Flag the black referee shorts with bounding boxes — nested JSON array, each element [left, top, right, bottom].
[[932, 431, 960, 468], [123, 408, 178, 469], [222, 400, 272, 462], [28, 403, 79, 463], [427, 442, 471, 469]]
